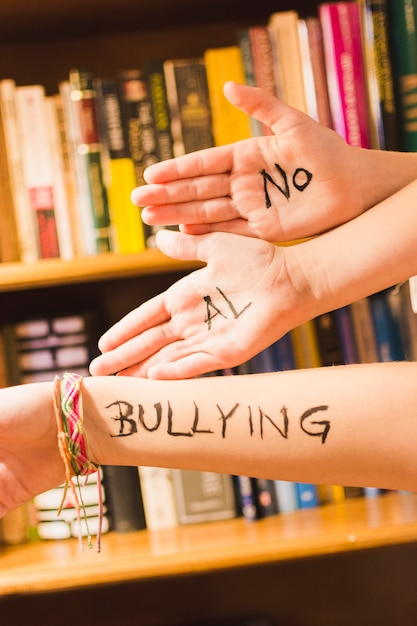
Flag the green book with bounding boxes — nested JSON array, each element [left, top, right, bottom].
[[387, 0, 417, 151]]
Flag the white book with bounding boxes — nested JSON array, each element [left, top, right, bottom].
[[0, 79, 38, 262], [45, 95, 75, 260], [58, 80, 96, 256], [138, 466, 178, 530], [14, 84, 61, 259], [171, 470, 236, 524]]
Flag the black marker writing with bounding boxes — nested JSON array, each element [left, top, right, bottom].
[[204, 287, 252, 330], [106, 399, 331, 445], [261, 164, 313, 208], [300, 405, 330, 444]]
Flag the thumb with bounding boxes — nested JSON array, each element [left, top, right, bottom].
[[155, 228, 215, 264], [223, 81, 304, 134]]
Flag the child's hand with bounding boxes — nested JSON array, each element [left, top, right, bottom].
[[133, 81, 365, 243], [89, 230, 312, 380]]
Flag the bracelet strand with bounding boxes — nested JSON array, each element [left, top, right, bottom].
[[53, 373, 102, 552]]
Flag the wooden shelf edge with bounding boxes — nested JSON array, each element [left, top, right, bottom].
[[1, 493, 417, 597], [0, 250, 202, 292]]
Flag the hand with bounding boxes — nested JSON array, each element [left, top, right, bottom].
[[0, 382, 65, 518], [89, 230, 313, 380], [132, 81, 365, 243]]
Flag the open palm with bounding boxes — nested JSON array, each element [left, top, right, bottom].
[[133, 81, 364, 243], [90, 230, 309, 380]]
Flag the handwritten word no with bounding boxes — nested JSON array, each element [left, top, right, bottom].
[[261, 163, 313, 208]]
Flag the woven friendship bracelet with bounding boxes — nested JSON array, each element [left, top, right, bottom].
[[53, 373, 103, 552]]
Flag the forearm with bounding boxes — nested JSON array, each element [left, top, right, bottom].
[[358, 148, 417, 211], [81, 363, 417, 492], [294, 178, 417, 313]]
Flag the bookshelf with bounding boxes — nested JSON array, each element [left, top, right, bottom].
[[1, 0, 417, 624]]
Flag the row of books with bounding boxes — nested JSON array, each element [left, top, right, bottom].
[[0, 1, 414, 265], [1, 280, 415, 546]]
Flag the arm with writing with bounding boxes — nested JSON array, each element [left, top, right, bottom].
[[1, 361, 417, 519]]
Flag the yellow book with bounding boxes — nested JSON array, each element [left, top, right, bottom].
[[204, 45, 252, 145], [290, 321, 321, 369], [97, 77, 146, 254], [107, 157, 146, 254]]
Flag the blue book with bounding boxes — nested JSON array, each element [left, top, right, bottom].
[[272, 332, 296, 371], [369, 290, 405, 362], [295, 483, 319, 509]]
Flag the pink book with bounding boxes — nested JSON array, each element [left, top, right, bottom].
[[319, 2, 371, 147]]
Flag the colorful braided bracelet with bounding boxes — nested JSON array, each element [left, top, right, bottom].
[[53, 372, 103, 552]]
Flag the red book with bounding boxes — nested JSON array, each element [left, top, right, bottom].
[[319, 2, 372, 147]]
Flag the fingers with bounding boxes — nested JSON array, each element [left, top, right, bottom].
[[89, 321, 177, 376], [118, 352, 221, 380], [141, 197, 239, 227], [95, 292, 170, 353], [181, 218, 255, 238], [155, 229, 228, 265], [142, 143, 234, 184], [132, 173, 231, 209]]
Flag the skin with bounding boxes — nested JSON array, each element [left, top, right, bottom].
[[133, 82, 417, 242], [89, 82, 417, 380], [90, 178, 417, 379], [1, 362, 417, 518]]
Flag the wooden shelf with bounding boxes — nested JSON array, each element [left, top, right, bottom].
[[0, 0, 314, 42], [1, 493, 417, 597], [0, 250, 202, 293]]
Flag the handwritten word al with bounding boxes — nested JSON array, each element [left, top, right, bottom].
[[204, 287, 252, 330]]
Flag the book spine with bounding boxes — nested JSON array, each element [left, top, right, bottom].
[[386, 0, 417, 150], [233, 475, 258, 521], [359, 0, 401, 150], [204, 46, 252, 145], [274, 480, 298, 513], [237, 28, 264, 137], [145, 58, 175, 162], [171, 470, 236, 524], [319, 2, 372, 147], [95, 77, 146, 254], [295, 482, 319, 509], [268, 10, 308, 114], [313, 311, 345, 367], [0, 89, 21, 262], [290, 321, 321, 369], [349, 298, 379, 363], [334, 306, 359, 365], [164, 57, 214, 155], [138, 466, 178, 530], [251, 478, 279, 518], [68, 69, 113, 254], [248, 26, 276, 135], [119, 68, 161, 248], [102, 465, 146, 532], [44, 95, 75, 260], [14, 84, 61, 258], [0, 80, 39, 262], [52, 92, 84, 257], [271, 333, 296, 371], [303, 16, 334, 128], [369, 290, 405, 362]]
